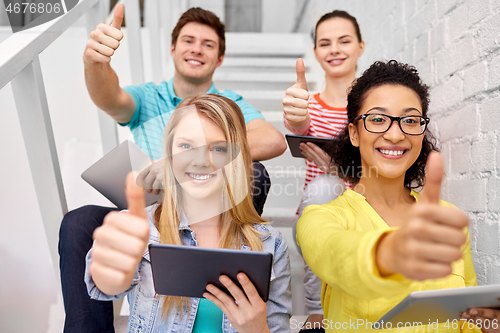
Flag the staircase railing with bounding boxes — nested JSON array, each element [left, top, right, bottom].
[[0, 0, 165, 288]]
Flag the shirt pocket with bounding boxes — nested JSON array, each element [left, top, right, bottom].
[[128, 291, 159, 333], [341, 292, 369, 319]]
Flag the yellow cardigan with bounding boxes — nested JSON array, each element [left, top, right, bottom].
[[297, 189, 480, 332]]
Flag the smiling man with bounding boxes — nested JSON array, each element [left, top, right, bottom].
[[58, 6, 286, 333], [84, 5, 285, 161]]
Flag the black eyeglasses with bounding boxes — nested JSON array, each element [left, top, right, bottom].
[[353, 113, 430, 135]]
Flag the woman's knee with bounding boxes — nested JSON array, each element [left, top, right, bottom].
[[302, 174, 345, 207], [59, 205, 114, 240]]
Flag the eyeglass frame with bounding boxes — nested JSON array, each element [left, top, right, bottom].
[[353, 113, 430, 136]]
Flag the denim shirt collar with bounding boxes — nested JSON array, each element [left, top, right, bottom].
[[166, 78, 220, 106], [144, 205, 271, 260]]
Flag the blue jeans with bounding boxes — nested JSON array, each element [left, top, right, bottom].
[[58, 162, 270, 333]]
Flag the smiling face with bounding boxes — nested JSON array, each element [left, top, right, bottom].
[[348, 84, 425, 182], [171, 22, 224, 84], [314, 17, 365, 79], [171, 111, 227, 201]]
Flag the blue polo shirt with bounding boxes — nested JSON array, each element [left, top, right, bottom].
[[121, 78, 264, 160]]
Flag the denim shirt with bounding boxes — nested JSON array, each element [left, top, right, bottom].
[[85, 205, 293, 332]]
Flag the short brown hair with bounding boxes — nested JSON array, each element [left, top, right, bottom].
[[171, 7, 226, 57]]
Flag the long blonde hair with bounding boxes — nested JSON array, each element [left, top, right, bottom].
[[154, 94, 267, 317]]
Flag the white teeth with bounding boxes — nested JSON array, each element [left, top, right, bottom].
[[187, 60, 202, 65], [380, 149, 404, 156], [188, 173, 213, 180]]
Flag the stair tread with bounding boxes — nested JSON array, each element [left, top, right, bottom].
[[214, 72, 319, 82], [233, 90, 285, 99], [221, 57, 310, 68]]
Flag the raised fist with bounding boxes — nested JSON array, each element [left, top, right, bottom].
[[283, 58, 310, 128], [83, 4, 124, 64], [89, 172, 150, 295], [376, 152, 469, 281]]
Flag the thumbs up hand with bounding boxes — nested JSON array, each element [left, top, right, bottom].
[[376, 152, 469, 281], [83, 4, 124, 65], [89, 172, 150, 295], [283, 58, 310, 130]]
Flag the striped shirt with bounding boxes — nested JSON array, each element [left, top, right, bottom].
[[284, 93, 349, 189]]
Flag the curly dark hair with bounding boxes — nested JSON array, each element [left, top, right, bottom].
[[327, 60, 439, 189]]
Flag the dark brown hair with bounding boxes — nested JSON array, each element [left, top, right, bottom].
[[171, 7, 226, 57], [326, 60, 438, 189], [313, 10, 362, 48]]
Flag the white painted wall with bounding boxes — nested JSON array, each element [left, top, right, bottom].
[[262, 0, 295, 33], [0, 23, 138, 332], [297, 0, 500, 285], [188, 0, 225, 22]]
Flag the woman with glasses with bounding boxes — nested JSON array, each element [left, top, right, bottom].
[[297, 60, 480, 332]]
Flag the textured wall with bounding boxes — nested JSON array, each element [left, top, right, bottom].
[[297, 0, 500, 285]]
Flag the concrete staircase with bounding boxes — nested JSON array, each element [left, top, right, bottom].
[[214, 33, 319, 225]]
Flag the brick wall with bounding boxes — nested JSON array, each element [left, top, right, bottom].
[[297, 0, 500, 285]]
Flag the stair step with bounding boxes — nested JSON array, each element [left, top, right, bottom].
[[225, 33, 308, 57], [214, 72, 296, 82], [220, 57, 309, 68], [232, 90, 284, 111], [234, 90, 284, 99], [214, 73, 318, 91], [219, 58, 308, 73]]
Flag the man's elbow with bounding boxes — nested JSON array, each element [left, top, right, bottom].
[[269, 129, 287, 158]]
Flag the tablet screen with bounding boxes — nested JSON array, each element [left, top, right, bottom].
[[149, 244, 273, 302]]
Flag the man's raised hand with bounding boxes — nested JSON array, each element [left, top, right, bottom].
[[283, 58, 310, 129], [376, 152, 469, 281], [83, 4, 124, 64], [89, 172, 149, 295]]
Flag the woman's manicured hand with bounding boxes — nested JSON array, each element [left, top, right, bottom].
[[376, 152, 469, 280], [300, 142, 337, 174], [461, 301, 500, 333], [204, 273, 270, 333]]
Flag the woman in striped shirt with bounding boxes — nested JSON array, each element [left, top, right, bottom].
[[282, 10, 365, 332]]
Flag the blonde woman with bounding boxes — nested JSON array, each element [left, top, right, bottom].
[[85, 94, 292, 332]]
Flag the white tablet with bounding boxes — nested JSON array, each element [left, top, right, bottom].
[[373, 284, 500, 329], [81, 140, 162, 209]]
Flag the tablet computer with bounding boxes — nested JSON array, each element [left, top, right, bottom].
[[148, 244, 273, 302], [81, 140, 162, 209], [285, 134, 335, 158], [373, 284, 500, 329]]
